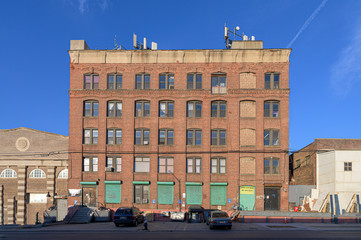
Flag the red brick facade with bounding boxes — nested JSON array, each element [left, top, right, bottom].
[[68, 42, 291, 211]]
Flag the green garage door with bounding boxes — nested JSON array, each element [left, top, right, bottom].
[[210, 183, 227, 205], [157, 182, 174, 204], [239, 186, 255, 210], [186, 182, 202, 205], [105, 181, 121, 204]]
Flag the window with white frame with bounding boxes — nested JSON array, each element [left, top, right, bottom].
[[187, 157, 201, 173], [134, 157, 150, 172], [83, 129, 98, 144], [106, 156, 122, 172], [83, 157, 98, 172], [29, 169, 46, 178], [0, 169, 17, 178], [108, 101, 122, 117], [58, 169, 68, 179], [158, 157, 174, 173], [211, 157, 226, 174]]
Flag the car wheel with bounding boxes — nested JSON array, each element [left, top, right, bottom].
[[115, 223, 119, 227], [210, 226, 213, 230], [229, 226, 232, 230]]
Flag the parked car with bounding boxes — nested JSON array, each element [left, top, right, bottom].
[[204, 209, 218, 223], [114, 207, 144, 227], [208, 211, 232, 230]]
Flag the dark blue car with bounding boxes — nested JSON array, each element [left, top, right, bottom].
[[114, 207, 144, 227]]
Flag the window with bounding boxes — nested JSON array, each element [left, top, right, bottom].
[[211, 73, 227, 94], [135, 101, 150, 117], [134, 185, 149, 203], [107, 74, 122, 89], [84, 100, 98, 117], [106, 156, 122, 172], [135, 129, 150, 145], [187, 157, 201, 173], [134, 157, 150, 172], [265, 73, 280, 89], [159, 73, 174, 89], [264, 129, 279, 146], [187, 101, 202, 117], [83, 129, 98, 144], [211, 157, 226, 174], [135, 73, 150, 89], [187, 73, 202, 89], [58, 169, 68, 179], [84, 74, 99, 89], [211, 129, 226, 146], [264, 157, 280, 174], [83, 157, 98, 172], [159, 129, 174, 145], [158, 157, 174, 173], [108, 101, 122, 117], [264, 101, 279, 118], [107, 129, 122, 144], [29, 169, 46, 178], [0, 169, 17, 178], [211, 101, 226, 118], [344, 162, 352, 171], [159, 101, 174, 117], [305, 155, 310, 165], [187, 129, 202, 146]]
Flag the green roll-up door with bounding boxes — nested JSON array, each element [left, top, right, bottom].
[[157, 182, 174, 204], [210, 185, 227, 205], [105, 183, 121, 204], [186, 185, 202, 204]]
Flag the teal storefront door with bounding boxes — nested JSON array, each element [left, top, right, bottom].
[[239, 186, 255, 210]]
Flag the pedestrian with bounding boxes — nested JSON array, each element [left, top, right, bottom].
[[143, 219, 148, 231]]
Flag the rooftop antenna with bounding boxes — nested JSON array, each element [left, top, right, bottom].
[[114, 35, 121, 50], [133, 33, 157, 50], [224, 24, 255, 49]]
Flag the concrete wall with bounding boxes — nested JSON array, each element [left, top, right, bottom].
[[317, 151, 336, 196], [289, 185, 315, 206], [335, 150, 361, 193]]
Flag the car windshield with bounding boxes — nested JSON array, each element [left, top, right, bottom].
[[115, 209, 132, 215], [212, 212, 228, 218]]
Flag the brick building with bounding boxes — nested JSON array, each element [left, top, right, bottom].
[[0, 127, 68, 225], [68, 39, 291, 212]]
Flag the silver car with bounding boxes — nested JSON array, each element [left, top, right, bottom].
[[208, 211, 232, 230]]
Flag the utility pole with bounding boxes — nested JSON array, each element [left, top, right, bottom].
[[168, 171, 181, 212]]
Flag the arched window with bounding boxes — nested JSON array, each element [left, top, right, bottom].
[[58, 169, 68, 179], [0, 169, 17, 178], [29, 169, 46, 178]]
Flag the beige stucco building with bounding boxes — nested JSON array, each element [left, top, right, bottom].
[[0, 127, 68, 225]]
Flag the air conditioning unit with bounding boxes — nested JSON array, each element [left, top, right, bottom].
[[105, 167, 114, 172]]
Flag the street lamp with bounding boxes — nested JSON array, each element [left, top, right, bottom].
[[168, 170, 181, 212]]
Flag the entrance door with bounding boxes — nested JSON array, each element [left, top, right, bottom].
[[239, 186, 255, 210], [82, 187, 97, 207], [264, 187, 280, 211]]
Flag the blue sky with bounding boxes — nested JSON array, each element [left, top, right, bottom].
[[0, 0, 360, 151]]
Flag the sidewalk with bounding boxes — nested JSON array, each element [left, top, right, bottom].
[[1, 221, 361, 233]]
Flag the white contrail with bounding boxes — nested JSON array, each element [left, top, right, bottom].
[[287, 0, 328, 48]]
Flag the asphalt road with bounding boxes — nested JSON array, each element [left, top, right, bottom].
[[2, 230, 361, 240]]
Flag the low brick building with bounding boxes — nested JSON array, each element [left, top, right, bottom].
[[68, 38, 291, 212], [0, 127, 68, 225]]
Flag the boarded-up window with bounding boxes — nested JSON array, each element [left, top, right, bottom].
[[240, 157, 256, 175], [240, 73, 256, 89], [240, 101, 256, 118], [240, 129, 256, 146]]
